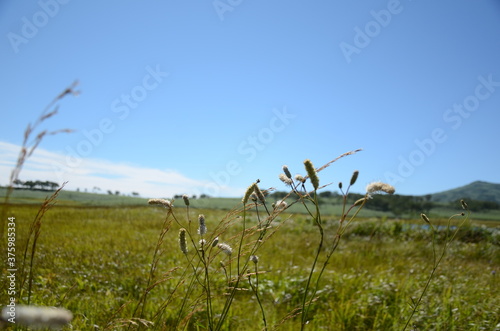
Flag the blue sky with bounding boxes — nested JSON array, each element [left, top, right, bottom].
[[1, 0, 500, 198]]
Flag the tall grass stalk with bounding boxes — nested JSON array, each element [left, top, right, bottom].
[[403, 200, 471, 330], [286, 160, 377, 329], [19, 182, 66, 305], [1, 82, 77, 250], [144, 179, 291, 330], [215, 182, 273, 331], [248, 255, 267, 330], [131, 200, 173, 327], [0, 82, 77, 330], [1, 82, 76, 301]]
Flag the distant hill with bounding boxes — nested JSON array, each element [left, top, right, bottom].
[[430, 181, 500, 204]]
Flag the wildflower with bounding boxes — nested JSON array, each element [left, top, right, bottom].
[[365, 182, 395, 195], [1, 305, 73, 330], [273, 200, 288, 211], [198, 214, 207, 236], [148, 198, 172, 209], [283, 165, 292, 179], [242, 183, 256, 204], [304, 159, 319, 190], [179, 228, 188, 254], [250, 255, 259, 264], [279, 173, 293, 186], [182, 194, 190, 206], [217, 243, 233, 255], [295, 174, 306, 183], [350, 170, 359, 186]]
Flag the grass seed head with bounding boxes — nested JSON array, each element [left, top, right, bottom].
[[254, 184, 266, 204], [365, 182, 395, 195], [273, 199, 288, 211], [217, 243, 233, 255], [212, 236, 219, 247], [283, 165, 292, 179], [279, 173, 293, 185], [198, 214, 207, 236], [250, 193, 258, 202], [461, 199, 468, 210], [295, 174, 306, 183], [421, 213, 431, 224], [243, 183, 256, 204], [148, 198, 172, 209], [350, 170, 359, 186], [179, 228, 188, 254], [304, 159, 319, 190]]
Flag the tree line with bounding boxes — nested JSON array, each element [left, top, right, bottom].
[[269, 190, 500, 216], [12, 179, 60, 191]]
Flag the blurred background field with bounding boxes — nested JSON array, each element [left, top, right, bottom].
[[3, 183, 500, 221]]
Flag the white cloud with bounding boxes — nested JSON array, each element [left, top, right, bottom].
[[0, 141, 243, 198]]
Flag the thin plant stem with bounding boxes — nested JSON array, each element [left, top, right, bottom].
[[1, 83, 76, 272], [131, 209, 173, 325], [301, 192, 323, 329], [237, 207, 246, 275], [152, 263, 194, 329], [403, 206, 470, 331], [215, 198, 271, 331], [199, 247, 214, 331], [20, 183, 66, 304], [248, 263, 267, 331]]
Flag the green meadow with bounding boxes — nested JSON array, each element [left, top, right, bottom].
[[1, 196, 499, 330]]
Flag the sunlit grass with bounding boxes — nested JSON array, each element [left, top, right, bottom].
[[3, 204, 498, 330]]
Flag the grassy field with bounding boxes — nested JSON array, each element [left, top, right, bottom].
[[1, 199, 499, 330], [0, 188, 149, 206]]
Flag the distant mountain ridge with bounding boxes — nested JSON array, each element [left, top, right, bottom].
[[430, 181, 500, 204]]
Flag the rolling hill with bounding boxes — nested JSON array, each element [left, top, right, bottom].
[[430, 181, 500, 204]]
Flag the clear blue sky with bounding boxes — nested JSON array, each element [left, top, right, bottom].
[[1, 0, 500, 198]]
